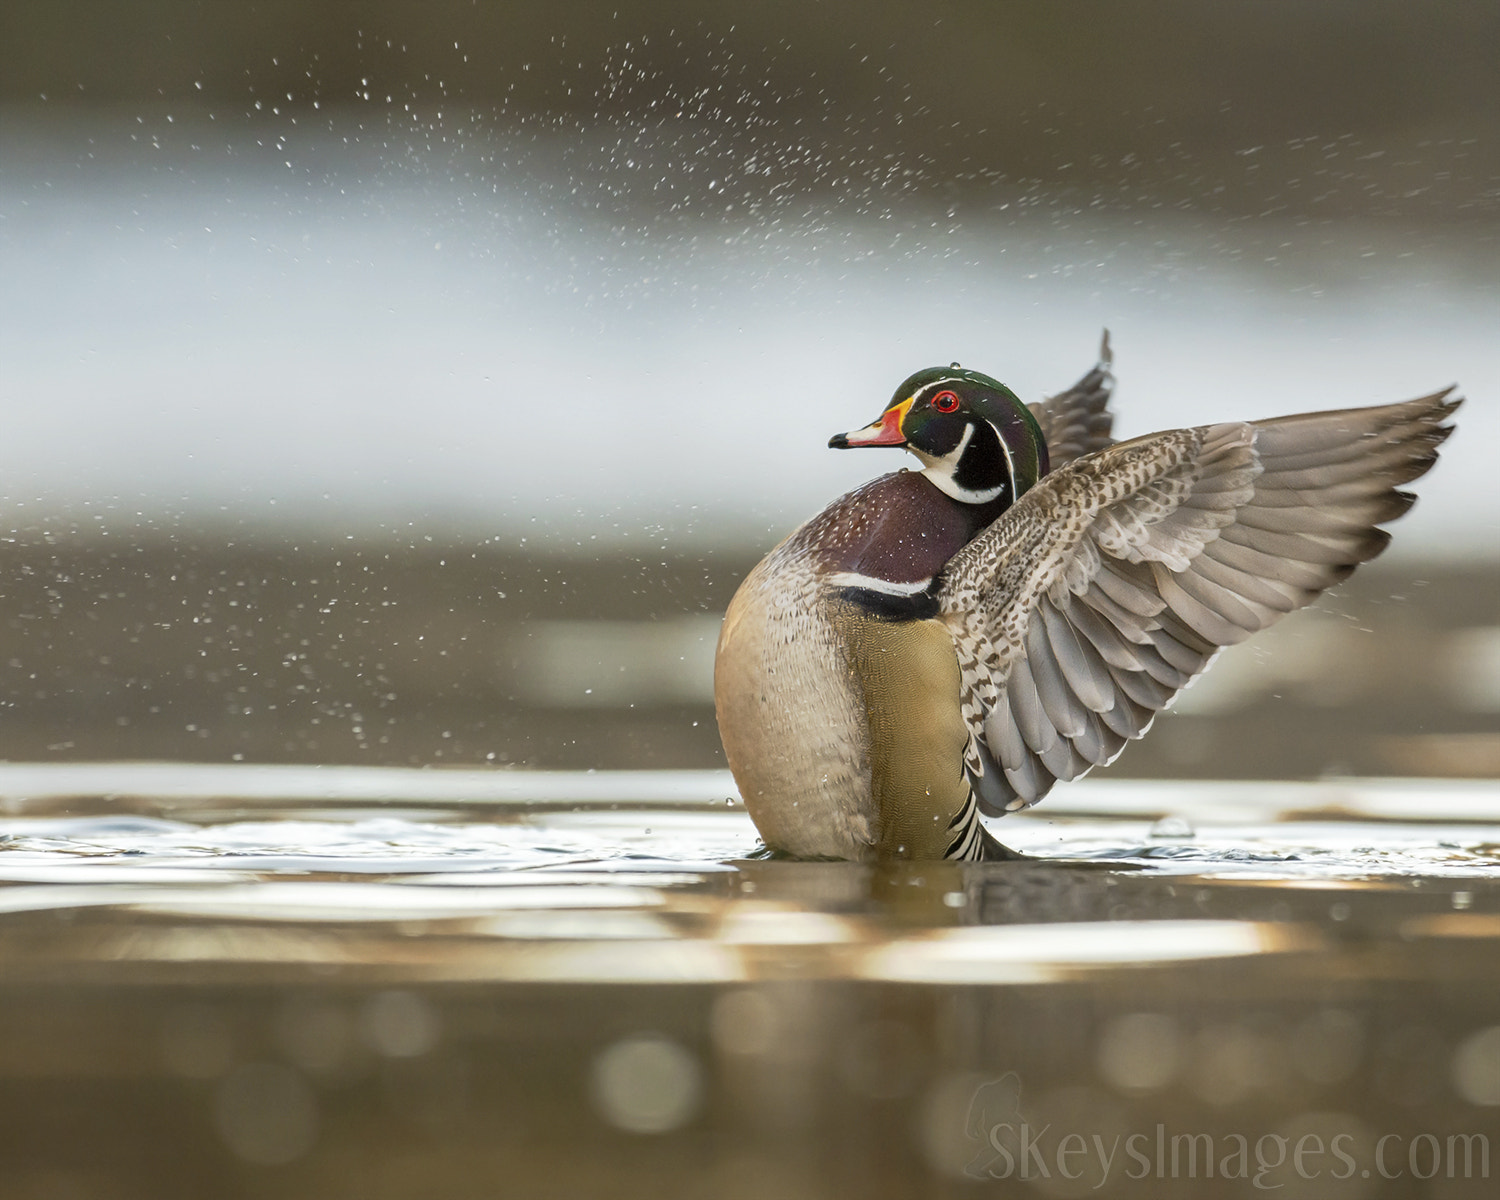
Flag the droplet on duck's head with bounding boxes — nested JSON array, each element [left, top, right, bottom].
[[949, 361, 962, 369]]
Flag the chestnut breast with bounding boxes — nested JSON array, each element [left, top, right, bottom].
[[796, 469, 1005, 585]]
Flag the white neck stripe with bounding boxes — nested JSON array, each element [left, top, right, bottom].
[[990, 417, 1018, 494]]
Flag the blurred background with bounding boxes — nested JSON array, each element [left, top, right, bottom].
[[1, 0, 1496, 776]]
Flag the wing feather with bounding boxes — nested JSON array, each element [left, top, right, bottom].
[[1097, 680, 1153, 739], [1218, 521, 1385, 564], [1203, 533, 1335, 590], [1137, 629, 1201, 685], [1026, 331, 1116, 467], [1026, 616, 1089, 738], [1040, 596, 1116, 712], [1005, 656, 1055, 756], [1109, 658, 1179, 710], [1232, 504, 1390, 536], [967, 732, 1015, 815], [1192, 550, 1303, 613], [1090, 558, 1165, 616], [1151, 561, 1271, 643], [941, 387, 1460, 815], [1066, 594, 1150, 671]]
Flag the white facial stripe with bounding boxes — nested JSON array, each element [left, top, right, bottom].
[[826, 572, 934, 595]]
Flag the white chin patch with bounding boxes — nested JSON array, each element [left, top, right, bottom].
[[910, 424, 1005, 505]]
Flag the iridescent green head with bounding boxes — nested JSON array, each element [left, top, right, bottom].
[[829, 365, 1049, 507]]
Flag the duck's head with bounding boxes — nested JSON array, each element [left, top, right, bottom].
[[829, 366, 1049, 506]]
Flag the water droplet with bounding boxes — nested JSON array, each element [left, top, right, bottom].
[[360, 990, 439, 1058], [1451, 1025, 1500, 1105], [213, 1063, 319, 1165], [591, 1034, 702, 1133]]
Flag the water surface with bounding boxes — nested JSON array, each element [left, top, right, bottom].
[[1, 765, 1496, 1198]]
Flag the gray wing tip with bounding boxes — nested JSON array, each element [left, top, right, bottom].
[[1431, 386, 1463, 431], [1393, 386, 1462, 464], [1025, 335, 1119, 468], [1250, 386, 1463, 457], [1403, 383, 1462, 423]]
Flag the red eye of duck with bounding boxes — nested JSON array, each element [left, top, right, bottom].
[[932, 390, 960, 413]]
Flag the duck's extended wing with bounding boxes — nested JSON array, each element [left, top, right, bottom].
[[1026, 331, 1115, 467], [939, 388, 1461, 815]]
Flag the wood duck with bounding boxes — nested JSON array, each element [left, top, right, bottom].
[[714, 336, 1460, 861]]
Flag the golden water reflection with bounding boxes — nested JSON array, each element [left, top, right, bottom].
[[0, 768, 1496, 1198]]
